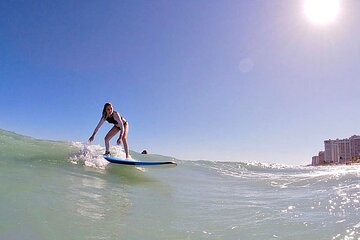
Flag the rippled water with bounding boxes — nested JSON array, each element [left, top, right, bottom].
[[0, 130, 359, 239]]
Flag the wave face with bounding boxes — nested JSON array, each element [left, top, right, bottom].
[[0, 129, 73, 162], [0, 129, 175, 168], [0, 129, 359, 240]]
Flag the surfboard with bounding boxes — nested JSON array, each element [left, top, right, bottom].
[[103, 156, 177, 166]]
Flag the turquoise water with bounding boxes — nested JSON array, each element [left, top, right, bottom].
[[0, 129, 359, 240]]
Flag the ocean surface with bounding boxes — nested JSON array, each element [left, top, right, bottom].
[[0, 129, 359, 240]]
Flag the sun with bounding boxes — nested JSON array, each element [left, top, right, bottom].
[[304, 0, 340, 25]]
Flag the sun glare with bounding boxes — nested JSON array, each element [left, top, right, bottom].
[[304, 0, 340, 25]]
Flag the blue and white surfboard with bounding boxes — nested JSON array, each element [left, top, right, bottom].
[[104, 156, 177, 166]]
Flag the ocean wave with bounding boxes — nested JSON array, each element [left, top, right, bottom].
[[189, 160, 360, 189], [0, 129, 73, 163], [0, 129, 117, 168]]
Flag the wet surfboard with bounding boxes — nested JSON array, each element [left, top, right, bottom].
[[104, 156, 177, 166]]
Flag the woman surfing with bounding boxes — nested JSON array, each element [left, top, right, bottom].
[[88, 102, 130, 159]]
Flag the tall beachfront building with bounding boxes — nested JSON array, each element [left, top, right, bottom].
[[313, 135, 360, 165], [350, 135, 360, 158], [324, 138, 351, 164]]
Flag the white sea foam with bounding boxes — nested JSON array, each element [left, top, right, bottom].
[[69, 142, 126, 169]]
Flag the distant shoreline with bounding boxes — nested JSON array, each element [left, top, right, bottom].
[[310, 162, 360, 167]]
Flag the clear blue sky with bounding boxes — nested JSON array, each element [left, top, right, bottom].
[[1, 0, 359, 165]]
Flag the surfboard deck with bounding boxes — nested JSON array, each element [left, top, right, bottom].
[[103, 155, 177, 166]]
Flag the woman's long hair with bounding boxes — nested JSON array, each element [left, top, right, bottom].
[[102, 102, 113, 119]]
